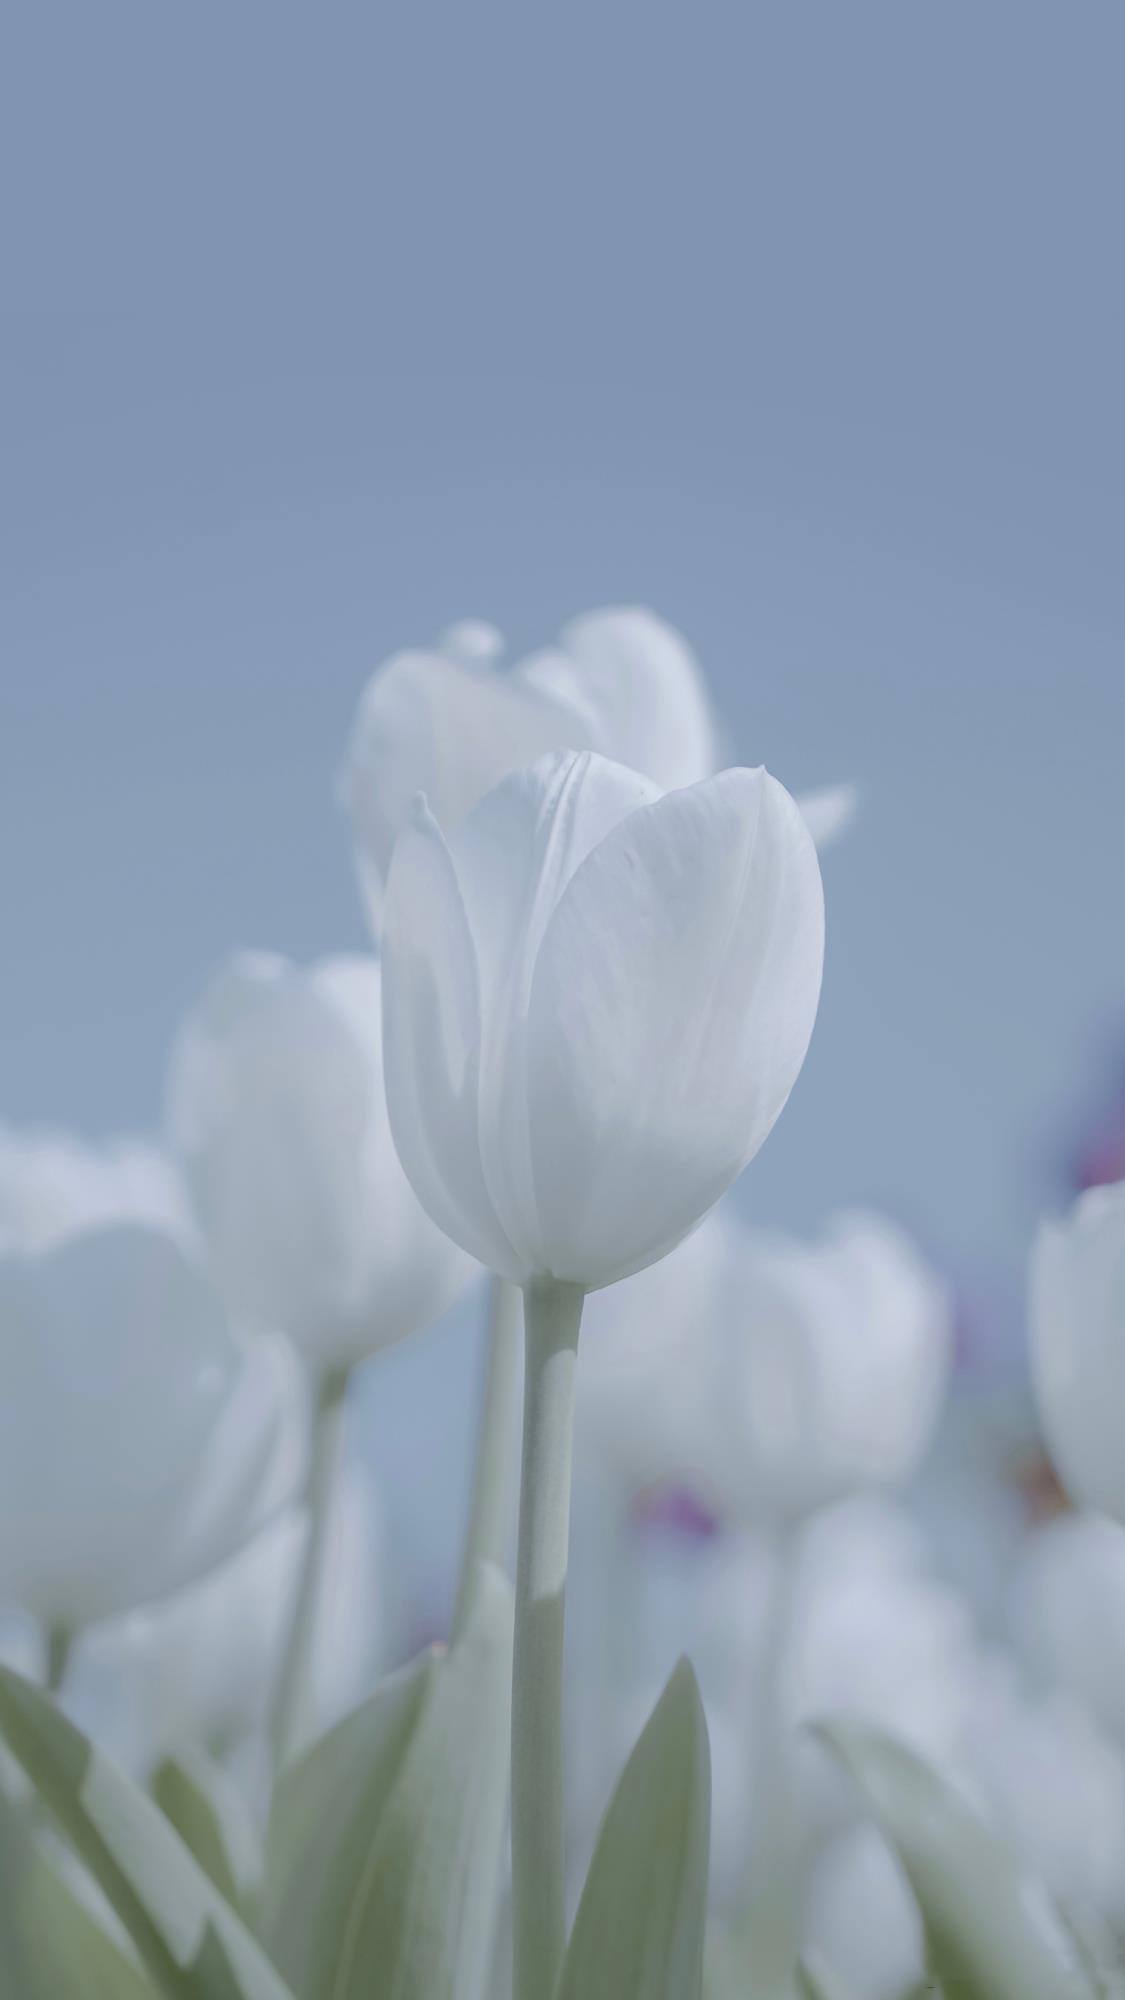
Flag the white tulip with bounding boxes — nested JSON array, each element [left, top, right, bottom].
[[167, 951, 477, 1374], [342, 607, 852, 928], [73, 1455, 386, 1773], [960, 1653, 1125, 1926], [381, 749, 824, 1290], [1012, 1510, 1125, 1746], [804, 1824, 924, 2000], [0, 1223, 305, 1630], [580, 1205, 950, 1520], [1031, 1179, 1125, 1522], [0, 1123, 191, 1256]]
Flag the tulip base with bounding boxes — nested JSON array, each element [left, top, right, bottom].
[[511, 1276, 585, 2000]]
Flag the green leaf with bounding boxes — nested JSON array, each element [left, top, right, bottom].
[[797, 1952, 861, 2000], [152, 1748, 262, 1917], [21, 1841, 157, 1998], [262, 1561, 513, 2000], [814, 1717, 1096, 2000], [0, 1665, 297, 2000], [555, 1657, 711, 2000]]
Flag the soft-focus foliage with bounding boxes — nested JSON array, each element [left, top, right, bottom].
[[1032, 1179, 1125, 1523]]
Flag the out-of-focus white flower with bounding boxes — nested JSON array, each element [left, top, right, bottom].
[[1013, 1510, 1125, 1747], [168, 952, 477, 1374], [72, 1455, 386, 1773], [342, 608, 852, 929], [580, 1206, 950, 1522], [382, 750, 824, 1289], [698, 1501, 977, 1852], [960, 1653, 1125, 1926], [804, 1824, 924, 2000], [1031, 1180, 1125, 1522], [0, 1223, 305, 1630], [0, 1124, 191, 1256]]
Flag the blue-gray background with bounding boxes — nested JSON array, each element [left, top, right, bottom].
[[3, 6, 1122, 1609]]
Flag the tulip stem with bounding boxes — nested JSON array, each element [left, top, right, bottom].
[[268, 1363, 349, 1777], [512, 1277, 585, 2000], [45, 1626, 72, 1698], [737, 1522, 803, 1995], [452, 1276, 523, 1641]]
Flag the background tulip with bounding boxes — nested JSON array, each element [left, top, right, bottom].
[[168, 949, 477, 1373], [342, 606, 852, 929], [0, 1222, 304, 1633], [69, 1454, 387, 1778], [0, 1124, 192, 1257], [1031, 1179, 1125, 1522], [382, 749, 824, 1290], [1012, 1510, 1125, 1748], [579, 1204, 951, 1523]]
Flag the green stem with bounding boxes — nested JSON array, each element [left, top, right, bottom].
[[452, 1275, 523, 1641], [511, 1277, 585, 2000], [45, 1625, 73, 1698], [268, 1363, 350, 1776], [737, 1522, 803, 1996]]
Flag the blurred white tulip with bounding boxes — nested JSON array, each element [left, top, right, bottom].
[[0, 1123, 191, 1256], [580, 1206, 950, 1522], [168, 951, 478, 1374], [804, 1824, 924, 2000], [0, 1223, 305, 1630], [72, 1454, 387, 1773], [960, 1653, 1125, 1926], [1031, 1180, 1125, 1523], [698, 1500, 977, 1849], [382, 749, 824, 1289], [341, 607, 852, 929], [1013, 1509, 1125, 1746]]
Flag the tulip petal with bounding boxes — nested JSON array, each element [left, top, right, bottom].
[[341, 649, 589, 928], [520, 608, 719, 792], [526, 767, 824, 1286], [447, 752, 660, 1270], [1031, 1184, 1125, 1522], [797, 782, 859, 852], [382, 803, 518, 1276]]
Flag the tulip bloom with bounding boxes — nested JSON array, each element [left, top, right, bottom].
[[0, 1222, 304, 1635], [1031, 1179, 1125, 1523], [382, 745, 823, 2000], [342, 606, 853, 930], [167, 951, 477, 1374], [382, 750, 824, 1291], [580, 1207, 951, 1522]]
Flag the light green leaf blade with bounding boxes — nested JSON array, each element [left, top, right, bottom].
[[153, 1747, 262, 1918], [814, 1716, 1095, 2000], [21, 1841, 157, 1999], [797, 1951, 862, 2000], [556, 1656, 711, 2000], [262, 1561, 513, 2000], [0, 1665, 296, 2000]]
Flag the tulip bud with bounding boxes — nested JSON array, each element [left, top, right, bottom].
[[342, 606, 851, 930], [167, 951, 477, 1372], [381, 749, 824, 1290], [0, 1223, 304, 1629]]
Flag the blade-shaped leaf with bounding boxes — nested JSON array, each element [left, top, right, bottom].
[[153, 1748, 262, 1917], [22, 1841, 156, 1999], [0, 1665, 296, 2000], [814, 1717, 1095, 2000], [797, 1952, 862, 2000], [262, 1561, 513, 2000], [556, 1657, 711, 2000]]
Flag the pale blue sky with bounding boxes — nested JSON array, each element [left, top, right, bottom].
[[3, 5, 1122, 1609]]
